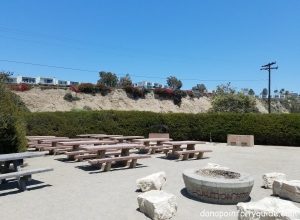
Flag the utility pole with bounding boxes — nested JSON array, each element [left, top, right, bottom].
[[260, 62, 278, 114]]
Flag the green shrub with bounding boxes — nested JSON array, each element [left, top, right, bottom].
[[154, 88, 187, 106], [95, 84, 111, 96], [123, 86, 146, 99], [63, 93, 80, 102], [24, 111, 300, 146], [211, 93, 258, 113], [78, 83, 96, 94], [0, 84, 27, 153]]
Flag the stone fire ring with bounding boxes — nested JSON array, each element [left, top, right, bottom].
[[182, 168, 254, 205]]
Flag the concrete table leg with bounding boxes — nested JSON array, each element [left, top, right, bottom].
[[187, 144, 195, 158]]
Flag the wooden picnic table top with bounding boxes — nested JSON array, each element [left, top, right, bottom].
[[58, 140, 117, 146], [26, 136, 59, 141], [0, 151, 48, 162], [26, 136, 56, 139], [162, 141, 205, 145], [80, 143, 144, 151], [41, 138, 97, 144], [76, 134, 105, 138], [90, 134, 123, 138], [110, 136, 144, 140], [133, 138, 171, 142]]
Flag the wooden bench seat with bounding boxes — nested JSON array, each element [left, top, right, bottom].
[[0, 168, 53, 191], [174, 150, 212, 160], [39, 147, 73, 155], [89, 155, 151, 171], [35, 144, 51, 150], [150, 145, 172, 154], [74, 151, 122, 162]]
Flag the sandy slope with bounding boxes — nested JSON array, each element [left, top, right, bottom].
[[14, 88, 213, 113]]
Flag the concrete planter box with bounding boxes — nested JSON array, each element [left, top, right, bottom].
[[182, 168, 254, 204], [227, 135, 254, 147]]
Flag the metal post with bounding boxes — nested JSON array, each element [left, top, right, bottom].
[[260, 62, 278, 114], [268, 68, 271, 114]]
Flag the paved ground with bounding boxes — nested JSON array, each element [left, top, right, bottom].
[[0, 143, 299, 220]]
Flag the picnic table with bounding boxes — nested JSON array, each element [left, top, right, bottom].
[[0, 152, 53, 191], [80, 143, 150, 170], [58, 140, 117, 150], [36, 137, 68, 144], [162, 141, 211, 160], [0, 152, 48, 172], [132, 138, 171, 153], [36, 138, 98, 154], [133, 138, 171, 146], [41, 138, 97, 147], [110, 136, 144, 143], [80, 143, 144, 157]]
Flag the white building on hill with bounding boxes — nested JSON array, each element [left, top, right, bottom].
[[7, 75, 79, 86]]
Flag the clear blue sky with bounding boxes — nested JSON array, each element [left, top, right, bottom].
[[0, 0, 299, 94]]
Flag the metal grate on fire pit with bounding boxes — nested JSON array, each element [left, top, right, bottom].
[[196, 169, 241, 179]]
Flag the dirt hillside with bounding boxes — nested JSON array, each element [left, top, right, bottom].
[[14, 88, 286, 113], [14, 88, 213, 113]]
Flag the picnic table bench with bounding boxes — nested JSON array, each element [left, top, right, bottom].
[[80, 144, 150, 171], [0, 152, 53, 191], [161, 141, 211, 160], [89, 155, 150, 171]]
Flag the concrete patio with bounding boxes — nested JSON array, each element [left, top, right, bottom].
[[0, 143, 299, 220]]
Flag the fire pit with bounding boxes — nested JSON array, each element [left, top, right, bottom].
[[183, 168, 254, 204]]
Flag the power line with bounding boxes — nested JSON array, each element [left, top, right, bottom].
[[0, 25, 245, 64], [0, 58, 266, 82]]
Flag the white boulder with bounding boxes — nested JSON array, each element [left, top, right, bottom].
[[273, 180, 300, 203], [237, 197, 300, 220], [137, 172, 166, 192], [262, 172, 286, 189], [137, 190, 177, 220], [202, 163, 229, 170]]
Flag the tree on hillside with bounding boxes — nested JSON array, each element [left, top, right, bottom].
[[215, 82, 235, 95], [248, 89, 255, 96], [210, 83, 258, 113], [0, 71, 13, 82], [279, 88, 285, 95], [285, 90, 290, 96], [167, 76, 182, 90], [119, 74, 132, 87], [98, 71, 118, 87], [262, 88, 268, 97], [197, 84, 207, 94]]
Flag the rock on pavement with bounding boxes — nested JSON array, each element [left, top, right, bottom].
[[273, 180, 300, 203], [237, 197, 300, 220], [262, 172, 286, 189], [137, 190, 177, 220], [137, 172, 166, 192]]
